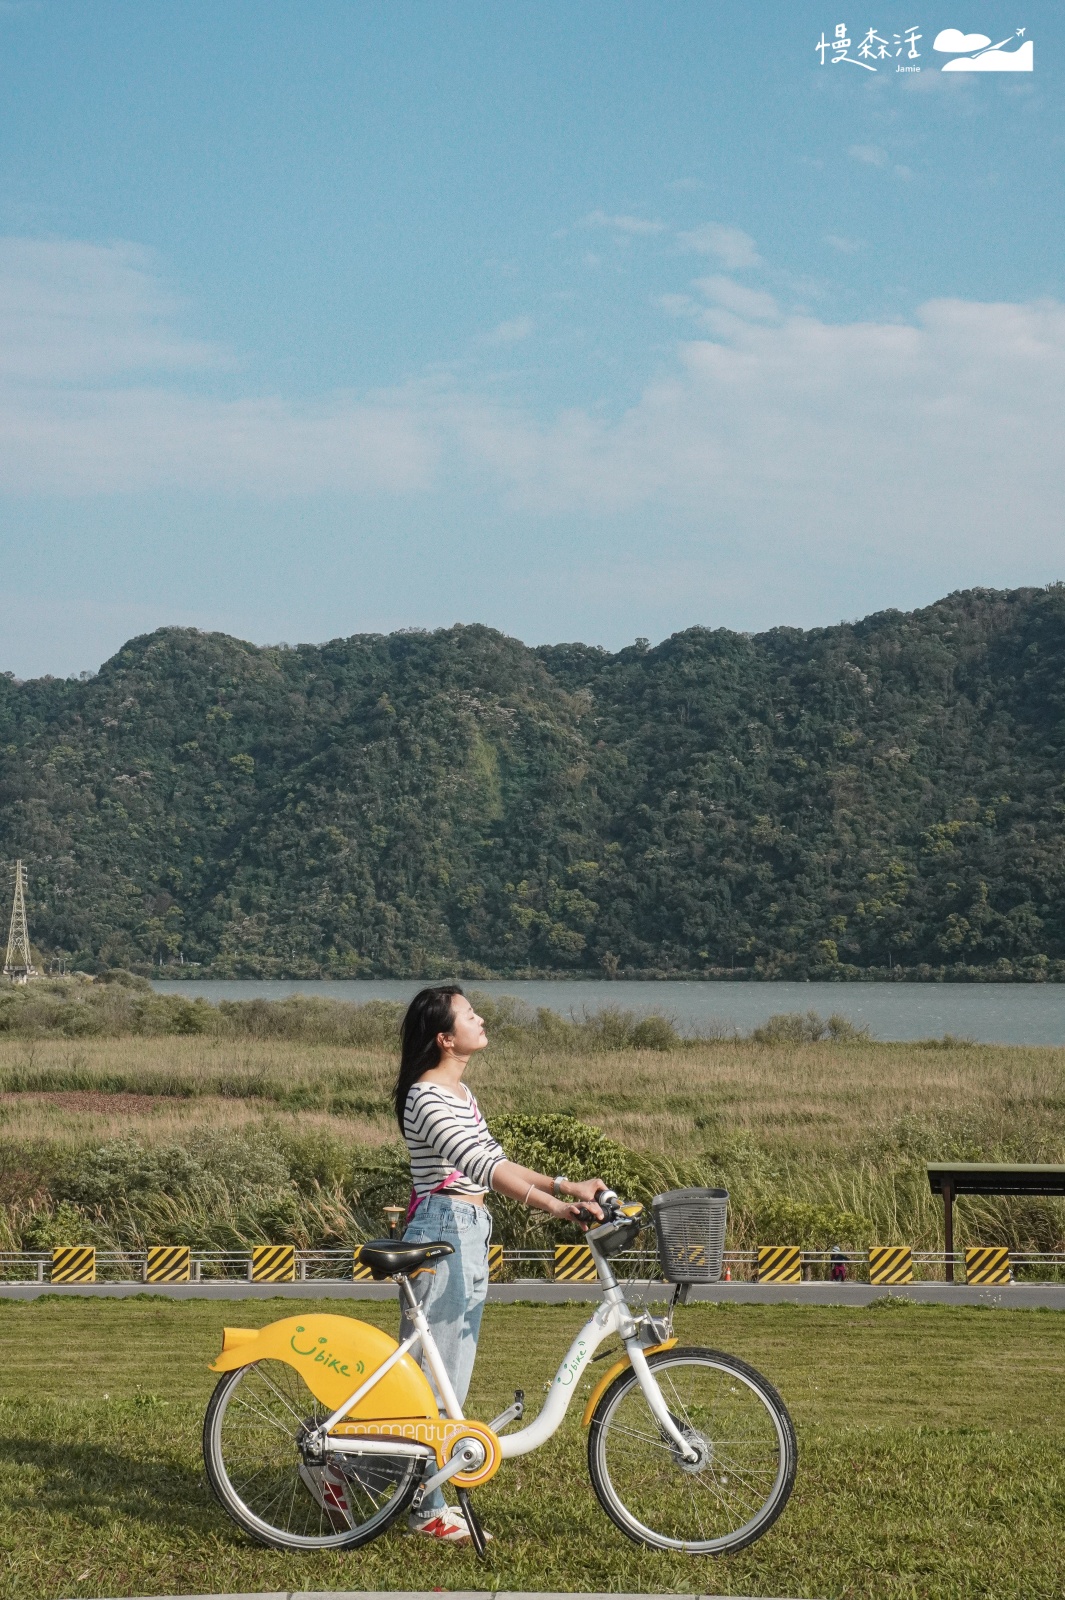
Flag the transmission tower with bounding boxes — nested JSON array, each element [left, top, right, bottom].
[[4, 860, 38, 983]]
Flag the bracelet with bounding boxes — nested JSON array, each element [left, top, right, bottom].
[[553, 1174, 568, 1200], [524, 1182, 536, 1205]]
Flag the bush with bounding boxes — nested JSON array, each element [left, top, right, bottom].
[[751, 1010, 869, 1045], [749, 1194, 873, 1249]]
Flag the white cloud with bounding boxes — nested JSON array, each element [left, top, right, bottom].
[[482, 315, 534, 345], [0, 237, 436, 495], [438, 300, 1065, 589], [824, 234, 864, 253], [693, 276, 779, 322], [677, 223, 760, 269], [581, 209, 664, 235], [0, 238, 221, 381], [2, 233, 1064, 598], [654, 293, 696, 317], [848, 144, 889, 168]]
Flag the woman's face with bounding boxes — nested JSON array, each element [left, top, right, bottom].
[[440, 996, 488, 1060]]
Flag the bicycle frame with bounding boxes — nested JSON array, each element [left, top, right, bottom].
[[320, 1235, 698, 1465]]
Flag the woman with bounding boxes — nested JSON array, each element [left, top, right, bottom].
[[395, 984, 605, 1543]]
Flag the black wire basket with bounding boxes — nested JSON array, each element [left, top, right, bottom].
[[651, 1187, 729, 1283]]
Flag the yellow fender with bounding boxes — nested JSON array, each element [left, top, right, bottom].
[[210, 1314, 439, 1421], [581, 1337, 678, 1426]]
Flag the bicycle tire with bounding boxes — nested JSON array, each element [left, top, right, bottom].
[[203, 1360, 423, 1550], [587, 1345, 796, 1554]]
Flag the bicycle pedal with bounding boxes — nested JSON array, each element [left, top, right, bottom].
[[457, 1488, 488, 1559], [488, 1388, 525, 1431]]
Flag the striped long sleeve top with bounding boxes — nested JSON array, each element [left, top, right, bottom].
[[403, 1081, 507, 1199]]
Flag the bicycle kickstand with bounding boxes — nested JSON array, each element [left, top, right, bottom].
[[456, 1488, 488, 1559]]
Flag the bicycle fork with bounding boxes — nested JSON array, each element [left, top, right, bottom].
[[626, 1343, 700, 1462]]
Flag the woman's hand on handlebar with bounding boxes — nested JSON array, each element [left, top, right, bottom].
[[564, 1176, 609, 1207], [557, 1176, 610, 1227]]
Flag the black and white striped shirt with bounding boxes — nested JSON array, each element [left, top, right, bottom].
[[403, 1081, 506, 1199]]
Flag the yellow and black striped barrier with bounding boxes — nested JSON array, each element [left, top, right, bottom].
[[145, 1245, 191, 1283], [965, 1246, 1011, 1285], [488, 1243, 504, 1281], [554, 1244, 598, 1282], [868, 1246, 913, 1286], [250, 1244, 296, 1283], [352, 1249, 375, 1282], [51, 1246, 95, 1284], [756, 1245, 802, 1284]]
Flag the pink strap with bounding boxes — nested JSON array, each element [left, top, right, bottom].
[[405, 1168, 464, 1226]]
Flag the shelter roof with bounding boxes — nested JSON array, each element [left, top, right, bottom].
[[926, 1162, 1065, 1197]]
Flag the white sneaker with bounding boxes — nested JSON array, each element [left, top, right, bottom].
[[407, 1505, 492, 1543], [299, 1462, 353, 1526]]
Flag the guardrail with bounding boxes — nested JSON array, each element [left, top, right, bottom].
[[3, 1246, 1064, 1285]]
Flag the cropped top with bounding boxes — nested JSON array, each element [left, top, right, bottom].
[[403, 1081, 507, 1200]]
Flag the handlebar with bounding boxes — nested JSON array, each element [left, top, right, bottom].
[[574, 1188, 621, 1228]]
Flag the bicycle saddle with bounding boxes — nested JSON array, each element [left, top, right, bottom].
[[357, 1239, 455, 1279]]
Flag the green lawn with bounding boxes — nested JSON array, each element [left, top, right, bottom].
[[0, 1295, 1062, 1600]]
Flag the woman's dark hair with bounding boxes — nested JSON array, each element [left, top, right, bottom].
[[393, 985, 464, 1132]]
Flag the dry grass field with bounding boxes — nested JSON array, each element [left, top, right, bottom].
[[1, 1025, 1063, 1254], [2, 1029, 1063, 1149]]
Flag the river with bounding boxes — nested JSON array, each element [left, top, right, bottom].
[[149, 978, 1065, 1046]]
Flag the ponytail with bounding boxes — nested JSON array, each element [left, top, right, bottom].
[[393, 985, 464, 1133]]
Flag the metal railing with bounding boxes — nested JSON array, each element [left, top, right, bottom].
[[2, 1246, 1064, 1285]]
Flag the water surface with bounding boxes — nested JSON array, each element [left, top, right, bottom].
[[150, 978, 1065, 1046]]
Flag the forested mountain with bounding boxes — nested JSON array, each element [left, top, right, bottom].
[[3, 586, 1065, 980]]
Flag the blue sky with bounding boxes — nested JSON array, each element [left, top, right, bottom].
[[0, 1, 1062, 676]]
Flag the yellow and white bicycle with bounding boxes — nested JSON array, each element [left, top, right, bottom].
[[203, 1190, 796, 1556]]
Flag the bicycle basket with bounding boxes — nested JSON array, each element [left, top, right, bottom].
[[651, 1188, 728, 1283]]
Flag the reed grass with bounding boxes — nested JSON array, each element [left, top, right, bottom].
[[1, 1018, 1062, 1256]]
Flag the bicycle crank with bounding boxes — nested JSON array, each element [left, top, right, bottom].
[[457, 1488, 488, 1559]]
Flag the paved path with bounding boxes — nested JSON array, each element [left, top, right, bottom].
[[9, 1279, 1065, 1307]]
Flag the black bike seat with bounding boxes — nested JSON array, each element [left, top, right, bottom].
[[357, 1239, 455, 1279]]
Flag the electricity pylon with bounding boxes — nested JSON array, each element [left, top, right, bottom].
[[4, 860, 38, 983]]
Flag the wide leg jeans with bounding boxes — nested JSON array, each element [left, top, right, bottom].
[[399, 1194, 492, 1513]]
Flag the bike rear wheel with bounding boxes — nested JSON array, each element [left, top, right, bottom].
[[587, 1346, 796, 1554], [203, 1360, 423, 1550]]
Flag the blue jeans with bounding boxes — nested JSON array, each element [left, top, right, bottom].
[[400, 1194, 492, 1512]]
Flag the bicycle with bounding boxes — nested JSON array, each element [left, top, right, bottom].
[[202, 1190, 796, 1556]]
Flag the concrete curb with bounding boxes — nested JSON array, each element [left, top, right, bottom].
[[9, 1280, 1065, 1308]]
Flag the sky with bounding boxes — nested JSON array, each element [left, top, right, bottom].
[[0, 1, 1062, 677]]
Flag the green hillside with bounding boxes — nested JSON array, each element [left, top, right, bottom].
[[3, 585, 1065, 979]]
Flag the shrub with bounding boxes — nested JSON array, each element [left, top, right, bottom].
[[751, 1010, 869, 1045], [749, 1194, 873, 1249]]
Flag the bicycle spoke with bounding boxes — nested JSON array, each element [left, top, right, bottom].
[[589, 1352, 793, 1553], [206, 1359, 418, 1549]]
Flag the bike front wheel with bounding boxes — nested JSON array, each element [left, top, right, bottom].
[[203, 1360, 423, 1550], [587, 1346, 796, 1554]]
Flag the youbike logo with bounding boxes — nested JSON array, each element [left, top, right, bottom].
[[289, 1326, 364, 1378], [556, 1339, 589, 1387]]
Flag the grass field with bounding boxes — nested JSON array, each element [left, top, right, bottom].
[[2, 1026, 1064, 1254], [0, 1295, 1062, 1600]]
